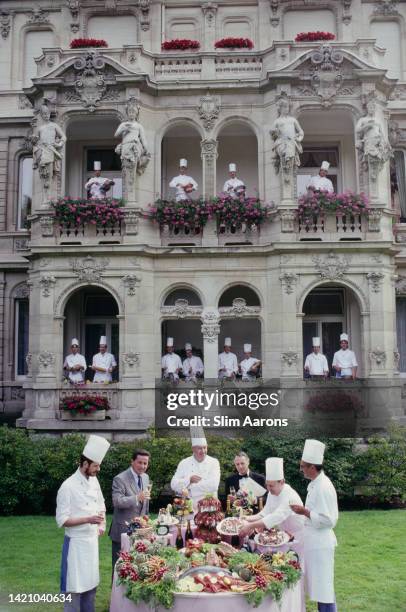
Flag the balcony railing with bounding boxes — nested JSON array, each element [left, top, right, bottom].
[[160, 224, 203, 246], [298, 213, 366, 240], [58, 221, 122, 243]]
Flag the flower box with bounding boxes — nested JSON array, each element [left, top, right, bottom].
[[70, 38, 108, 49], [215, 37, 254, 49], [295, 191, 369, 226], [51, 197, 124, 229], [149, 198, 210, 230], [162, 39, 200, 51], [60, 409, 106, 421], [295, 31, 335, 42], [211, 195, 274, 229]]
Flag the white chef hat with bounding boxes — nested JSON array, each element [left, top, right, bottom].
[[179, 158, 188, 168], [99, 336, 107, 345], [320, 161, 330, 171], [185, 342, 192, 350], [191, 425, 207, 447], [244, 343, 252, 352], [71, 338, 79, 346], [340, 333, 349, 342], [229, 163, 237, 172], [94, 161, 101, 171], [265, 457, 284, 481], [224, 337, 232, 346], [166, 337, 174, 347], [312, 337, 321, 347], [302, 439, 325, 465], [83, 434, 110, 464]]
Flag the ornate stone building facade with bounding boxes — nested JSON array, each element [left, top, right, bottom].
[[1, 0, 406, 436]]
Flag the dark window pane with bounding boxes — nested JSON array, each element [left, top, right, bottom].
[[17, 300, 29, 375], [164, 289, 202, 306], [85, 295, 118, 317], [322, 322, 343, 374], [396, 297, 406, 372], [303, 291, 344, 315], [87, 149, 121, 172], [219, 286, 260, 307], [301, 148, 339, 168]]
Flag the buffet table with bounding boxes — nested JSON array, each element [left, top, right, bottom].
[[110, 578, 304, 612]]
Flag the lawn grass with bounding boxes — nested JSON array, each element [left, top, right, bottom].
[[0, 510, 405, 612]]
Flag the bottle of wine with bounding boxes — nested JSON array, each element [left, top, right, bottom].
[[225, 496, 232, 517], [175, 524, 184, 550], [258, 497, 264, 512], [185, 519, 193, 543]]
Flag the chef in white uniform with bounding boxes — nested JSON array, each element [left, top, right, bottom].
[[240, 458, 305, 554], [182, 343, 204, 382], [307, 161, 334, 194], [304, 338, 329, 379], [56, 435, 110, 612], [63, 338, 87, 384], [223, 163, 246, 199], [161, 337, 182, 383], [239, 344, 261, 381], [85, 161, 115, 200], [332, 333, 358, 380], [218, 337, 238, 379], [170, 432, 220, 512], [91, 336, 117, 384], [291, 440, 339, 612], [169, 159, 198, 202]]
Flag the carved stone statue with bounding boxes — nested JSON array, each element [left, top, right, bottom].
[[114, 99, 151, 177], [355, 98, 392, 180], [32, 104, 67, 189], [270, 96, 304, 179]]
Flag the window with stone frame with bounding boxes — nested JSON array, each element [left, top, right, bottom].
[[15, 298, 29, 377], [392, 150, 406, 221], [297, 145, 339, 196], [17, 157, 33, 230], [85, 148, 122, 198]]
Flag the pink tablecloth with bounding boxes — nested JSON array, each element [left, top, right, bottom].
[[110, 578, 305, 612]]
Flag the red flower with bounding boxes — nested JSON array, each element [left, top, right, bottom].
[[162, 39, 200, 51], [295, 31, 335, 42], [215, 37, 254, 49], [70, 38, 108, 49]]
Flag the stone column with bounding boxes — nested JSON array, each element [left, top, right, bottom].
[[201, 2, 218, 52], [200, 138, 218, 199], [201, 308, 220, 379]]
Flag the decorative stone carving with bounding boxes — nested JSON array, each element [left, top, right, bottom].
[[367, 271, 384, 293], [25, 353, 33, 375], [15, 283, 30, 299], [114, 98, 151, 192], [373, 0, 398, 16], [200, 138, 218, 167], [395, 276, 406, 295], [70, 256, 109, 282], [202, 2, 218, 26], [73, 53, 107, 112], [369, 347, 386, 367], [1, 11, 12, 39], [312, 251, 350, 281], [367, 209, 382, 232], [270, 93, 304, 183], [15, 239, 30, 251], [39, 258, 51, 268], [299, 45, 352, 107], [71, 21, 80, 33], [393, 348, 400, 373], [38, 351, 55, 368], [342, 0, 352, 24], [40, 215, 55, 237], [279, 273, 298, 295], [281, 350, 298, 367], [66, 0, 80, 19], [27, 7, 50, 24], [355, 96, 392, 182], [269, 0, 279, 27], [219, 298, 261, 318], [11, 387, 25, 400], [161, 299, 202, 318], [31, 103, 66, 192], [18, 95, 33, 110], [280, 210, 296, 233], [122, 274, 141, 296], [122, 351, 140, 367], [40, 275, 56, 297], [198, 94, 220, 131], [123, 209, 139, 235], [201, 310, 220, 343]]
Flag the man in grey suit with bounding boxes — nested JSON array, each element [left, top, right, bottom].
[[109, 449, 151, 575]]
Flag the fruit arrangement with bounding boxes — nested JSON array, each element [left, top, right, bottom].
[[172, 496, 193, 517], [194, 495, 224, 543], [229, 490, 257, 516], [255, 528, 290, 547]]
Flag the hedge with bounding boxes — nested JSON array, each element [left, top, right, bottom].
[[0, 425, 405, 515]]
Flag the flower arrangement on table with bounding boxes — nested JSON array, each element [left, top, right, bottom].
[[211, 195, 275, 230], [51, 197, 124, 229], [162, 39, 200, 51], [229, 489, 257, 516], [116, 538, 301, 609], [295, 31, 335, 42], [148, 199, 210, 232], [295, 191, 369, 225], [60, 394, 110, 415], [70, 38, 108, 49], [194, 495, 224, 543], [215, 37, 254, 49]]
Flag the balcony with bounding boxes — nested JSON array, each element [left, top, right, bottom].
[[298, 213, 367, 241]]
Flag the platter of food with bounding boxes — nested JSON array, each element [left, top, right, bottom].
[[216, 517, 244, 536], [254, 528, 290, 548]]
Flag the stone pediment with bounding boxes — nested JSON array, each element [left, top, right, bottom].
[[34, 50, 139, 82]]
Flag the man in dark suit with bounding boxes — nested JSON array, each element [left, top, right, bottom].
[[109, 449, 150, 576], [225, 451, 265, 496]]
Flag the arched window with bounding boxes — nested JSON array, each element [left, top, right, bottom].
[[219, 285, 260, 307], [163, 288, 202, 306], [15, 294, 29, 378], [17, 157, 33, 230]]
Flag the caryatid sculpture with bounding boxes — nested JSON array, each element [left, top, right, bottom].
[[355, 97, 392, 181], [270, 95, 304, 182], [32, 103, 67, 191], [114, 99, 151, 183]]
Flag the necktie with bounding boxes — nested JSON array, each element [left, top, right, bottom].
[[138, 475, 143, 490]]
